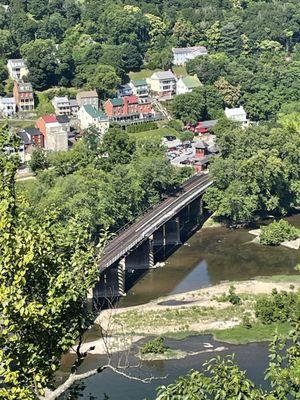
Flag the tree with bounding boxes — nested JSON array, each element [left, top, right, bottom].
[[84, 64, 121, 98], [29, 147, 49, 172], [214, 77, 241, 107], [171, 89, 206, 124], [0, 126, 103, 399], [21, 39, 58, 89]]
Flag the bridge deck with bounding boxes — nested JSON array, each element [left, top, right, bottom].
[[99, 174, 212, 272]]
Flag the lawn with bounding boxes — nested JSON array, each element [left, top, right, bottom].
[[256, 275, 300, 283], [2, 119, 35, 131], [128, 126, 179, 141], [172, 65, 188, 77], [212, 322, 291, 344], [129, 69, 158, 80]]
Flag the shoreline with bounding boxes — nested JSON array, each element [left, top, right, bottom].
[[75, 275, 300, 355]]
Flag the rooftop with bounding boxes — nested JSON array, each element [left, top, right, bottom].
[[77, 90, 98, 99], [18, 82, 33, 92], [131, 79, 147, 87], [172, 46, 208, 54], [0, 97, 15, 104], [56, 115, 70, 124], [83, 104, 108, 119], [41, 115, 58, 124], [52, 96, 69, 104], [109, 96, 139, 107], [225, 106, 247, 117], [8, 58, 26, 66], [151, 70, 176, 80], [24, 127, 41, 136], [181, 75, 202, 89], [69, 99, 78, 107]]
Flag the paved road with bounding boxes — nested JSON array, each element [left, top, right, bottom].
[[99, 174, 213, 272]]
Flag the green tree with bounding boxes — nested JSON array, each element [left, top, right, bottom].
[[171, 88, 206, 124], [29, 147, 49, 173], [84, 64, 121, 99], [0, 126, 103, 399]]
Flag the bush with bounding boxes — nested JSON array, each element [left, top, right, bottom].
[[126, 121, 158, 133], [242, 314, 253, 329], [227, 285, 242, 305], [140, 337, 167, 355], [260, 220, 299, 246], [255, 289, 299, 324], [167, 120, 183, 132]]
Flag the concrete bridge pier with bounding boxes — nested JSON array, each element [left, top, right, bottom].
[[124, 237, 154, 270]]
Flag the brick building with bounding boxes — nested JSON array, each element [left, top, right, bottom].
[[104, 95, 153, 124], [13, 81, 34, 112]]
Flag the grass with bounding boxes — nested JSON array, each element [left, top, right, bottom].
[[256, 275, 300, 283], [172, 65, 188, 77], [128, 126, 180, 141], [212, 322, 291, 344], [3, 120, 35, 131], [129, 69, 158, 80]]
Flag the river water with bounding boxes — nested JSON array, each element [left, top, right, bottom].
[[62, 215, 300, 399]]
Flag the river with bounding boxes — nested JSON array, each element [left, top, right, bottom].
[[62, 214, 300, 399]]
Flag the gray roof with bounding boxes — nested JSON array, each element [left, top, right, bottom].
[[24, 127, 41, 136], [172, 46, 207, 54], [195, 140, 208, 149], [201, 120, 218, 128], [77, 90, 98, 99], [152, 71, 176, 80], [70, 99, 79, 107], [56, 115, 70, 124], [0, 97, 15, 104]]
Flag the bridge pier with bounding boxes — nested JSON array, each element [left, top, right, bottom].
[[124, 237, 154, 270]]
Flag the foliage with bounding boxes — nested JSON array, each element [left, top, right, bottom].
[[260, 219, 299, 246], [227, 285, 242, 305], [204, 114, 300, 222], [140, 337, 166, 355], [126, 121, 158, 133], [0, 125, 102, 399], [29, 147, 49, 173], [255, 288, 299, 325]]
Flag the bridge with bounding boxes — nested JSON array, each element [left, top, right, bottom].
[[93, 173, 213, 302]]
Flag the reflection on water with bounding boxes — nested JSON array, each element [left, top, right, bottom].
[[120, 215, 300, 307]]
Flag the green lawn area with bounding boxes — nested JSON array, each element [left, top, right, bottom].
[[172, 65, 188, 77], [256, 275, 300, 283], [129, 69, 158, 80], [4, 120, 35, 131], [212, 322, 291, 344], [128, 127, 179, 141]]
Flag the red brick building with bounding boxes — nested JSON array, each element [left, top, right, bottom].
[[104, 95, 153, 123], [13, 81, 34, 112]]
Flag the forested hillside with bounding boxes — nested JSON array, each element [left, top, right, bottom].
[[0, 0, 300, 120]]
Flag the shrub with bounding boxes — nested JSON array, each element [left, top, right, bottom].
[[140, 337, 167, 355], [255, 289, 299, 324], [242, 314, 253, 329], [167, 120, 183, 132], [227, 285, 242, 305], [260, 220, 299, 246]]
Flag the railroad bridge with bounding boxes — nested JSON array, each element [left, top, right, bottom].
[[93, 173, 213, 302]]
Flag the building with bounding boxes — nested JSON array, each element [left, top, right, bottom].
[[17, 127, 43, 161], [13, 81, 34, 112], [104, 95, 154, 124], [225, 106, 248, 127], [0, 97, 16, 117], [172, 46, 208, 65], [69, 99, 79, 116], [78, 104, 110, 136], [129, 79, 149, 98], [147, 71, 177, 99], [35, 115, 68, 152], [176, 75, 202, 95], [117, 84, 133, 98], [76, 90, 99, 109], [7, 59, 29, 80], [51, 96, 71, 115]]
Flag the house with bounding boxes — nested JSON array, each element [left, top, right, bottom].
[[225, 106, 249, 127], [78, 104, 110, 136], [56, 115, 71, 134], [13, 81, 34, 112], [172, 46, 208, 65], [76, 90, 99, 109], [17, 127, 43, 160], [0, 97, 16, 117], [194, 140, 208, 158], [147, 70, 177, 99], [51, 96, 71, 116], [104, 95, 154, 124], [7, 59, 29, 80], [129, 79, 149, 98], [117, 84, 133, 98], [176, 75, 202, 95], [35, 115, 68, 152], [186, 120, 218, 135], [69, 99, 79, 116]]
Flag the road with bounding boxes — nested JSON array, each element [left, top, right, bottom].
[[99, 173, 213, 272]]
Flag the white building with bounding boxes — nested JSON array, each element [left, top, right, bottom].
[[225, 106, 249, 127], [129, 79, 149, 98], [51, 96, 71, 115], [44, 122, 68, 152], [147, 70, 177, 99], [76, 90, 99, 109], [0, 97, 16, 117], [7, 59, 29, 80], [176, 75, 202, 95], [172, 46, 208, 65], [78, 104, 110, 137]]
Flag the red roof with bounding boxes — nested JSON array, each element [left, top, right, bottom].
[[42, 115, 58, 124], [125, 95, 139, 104]]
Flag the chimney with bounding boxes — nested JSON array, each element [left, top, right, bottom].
[[124, 97, 129, 115]]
